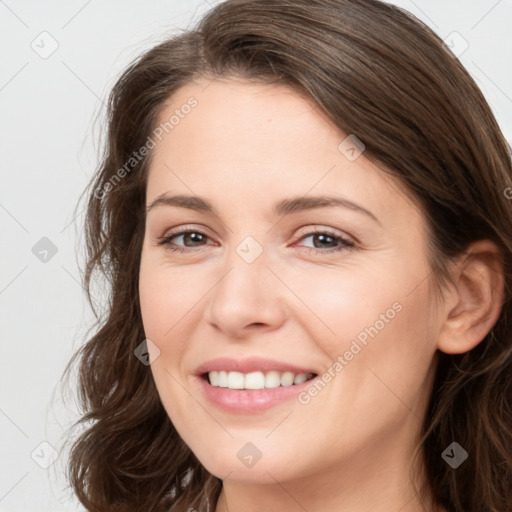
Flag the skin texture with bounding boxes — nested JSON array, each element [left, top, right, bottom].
[[138, 78, 503, 512]]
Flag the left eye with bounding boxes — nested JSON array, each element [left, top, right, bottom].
[[294, 231, 355, 252], [157, 229, 356, 254]]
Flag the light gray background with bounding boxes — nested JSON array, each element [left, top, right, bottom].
[[1, 1, 511, 511]]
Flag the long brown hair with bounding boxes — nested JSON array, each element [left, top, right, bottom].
[[62, 0, 512, 510]]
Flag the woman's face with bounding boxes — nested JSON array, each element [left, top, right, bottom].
[[139, 78, 441, 486]]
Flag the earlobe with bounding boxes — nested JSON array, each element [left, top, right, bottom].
[[437, 239, 505, 355]]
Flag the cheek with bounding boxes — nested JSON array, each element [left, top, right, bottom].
[[326, 274, 437, 422], [139, 254, 208, 344], [284, 262, 404, 356], [288, 272, 436, 461], [295, 255, 437, 393], [138, 256, 203, 433]]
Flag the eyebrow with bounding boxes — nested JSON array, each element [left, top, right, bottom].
[[146, 193, 381, 225]]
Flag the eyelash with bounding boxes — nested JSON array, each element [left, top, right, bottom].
[[156, 226, 356, 254]]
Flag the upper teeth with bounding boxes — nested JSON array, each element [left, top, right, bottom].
[[207, 370, 314, 390]]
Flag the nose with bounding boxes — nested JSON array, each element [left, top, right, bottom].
[[204, 245, 288, 339]]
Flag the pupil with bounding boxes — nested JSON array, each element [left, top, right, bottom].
[[314, 234, 335, 248], [186, 232, 204, 246]]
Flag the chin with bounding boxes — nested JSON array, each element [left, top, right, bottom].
[[188, 432, 318, 485]]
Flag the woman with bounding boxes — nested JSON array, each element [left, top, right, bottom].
[[63, 0, 512, 511]]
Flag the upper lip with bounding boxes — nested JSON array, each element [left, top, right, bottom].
[[194, 357, 318, 376]]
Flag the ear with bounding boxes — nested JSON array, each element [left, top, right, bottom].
[[437, 239, 505, 355]]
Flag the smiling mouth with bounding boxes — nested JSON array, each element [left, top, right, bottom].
[[202, 370, 317, 390]]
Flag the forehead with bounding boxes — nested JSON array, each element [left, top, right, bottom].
[[153, 78, 339, 166], [146, 78, 420, 226]]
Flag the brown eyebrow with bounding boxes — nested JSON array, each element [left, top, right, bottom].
[[145, 193, 381, 225]]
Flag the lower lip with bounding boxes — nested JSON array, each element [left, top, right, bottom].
[[194, 374, 317, 413]]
